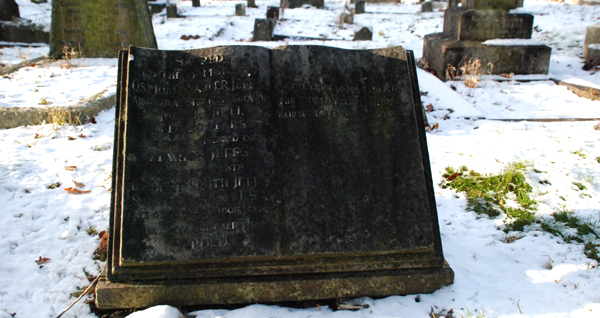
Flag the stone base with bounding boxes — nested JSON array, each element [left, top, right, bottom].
[[423, 32, 551, 79], [95, 263, 454, 310], [0, 21, 49, 43]]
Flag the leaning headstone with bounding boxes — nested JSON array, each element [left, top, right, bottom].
[[266, 6, 279, 20], [253, 18, 275, 41], [281, 0, 324, 9], [94, 45, 454, 310], [49, 0, 157, 58], [247, 0, 257, 8], [192, 0, 201, 7], [355, 0, 365, 14], [0, 0, 20, 21], [423, 0, 550, 78], [235, 4, 246, 16], [421, 1, 433, 12], [584, 23, 600, 60], [353, 26, 372, 40]]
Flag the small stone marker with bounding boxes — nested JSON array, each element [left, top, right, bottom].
[[281, 0, 324, 9], [166, 3, 180, 18], [192, 0, 201, 7], [235, 4, 246, 16], [421, 1, 433, 12], [94, 45, 454, 310], [341, 13, 354, 24], [0, 0, 20, 21], [584, 23, 600, 60], [355, 1, 365, 14], [266, 6, 279, 20], [423, 0, 550, 78], [253, 18, 275, 41], [49, 0, 157, 58], [247, 0, 257, 8], [353, 26, 372, 40]]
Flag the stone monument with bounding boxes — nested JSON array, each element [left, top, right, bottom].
[[236, 4, 246, 16], [423, 0, 551, 79], [0, 0, 19, 21], [253, 18, 275, 41], [49, 0, 157, 58], [281, 0, 324, 9], [355, 1, 365, 14], [94, 45, 454, 309]]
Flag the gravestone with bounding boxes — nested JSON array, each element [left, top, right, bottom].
[[281, 0, 324, 9], [0, 0, 19, 21], [192, 0, 201, 7], [353, 26, 372, 40], [341, 13, 354, 24], [266, 6, 279, 20], [423, 0, 550, 78], [94, 45, 454, 310], [248, 0, 257, 8], [253, 18, 275, 41], [148, 2, 167, 14], [0, 21, 49, 43], [584, 23, 600, 60], [236, 4, 246, 16], [421, 1, 433, 12], [49, 0, 157, 58], [355, 1, 365, 14], [166, 3, 181, 18]]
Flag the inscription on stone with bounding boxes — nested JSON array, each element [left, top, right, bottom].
[[98, 45, 454, 310]]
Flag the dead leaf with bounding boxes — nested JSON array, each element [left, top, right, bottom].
[[64, 187, 91, 194], [426, 104, 434, 112], [35, 256, 51, 267], [68, 136, 77, 140], [73, 180, 85, 188], [64, 166, 77, 171], [78, 134, 87, 138], [446, 172, 461, 181], [500, 73, 513, 79], [88, 117, 97, 124], [34, 133, 40, 139], [94, 231, 109, 257]]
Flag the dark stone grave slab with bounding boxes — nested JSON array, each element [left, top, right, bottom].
[[253, 18, 275, 41], [192, 0, 201, 7], [49, 0, 157, 58], [95, 45, 454, 309], [0, 21, 49, 43], [281, 0, 324, 9], [354, 26, 372, 40], [266, 6, 279, 19], [0, 0, 19, 21], [355, 1, 365, 14], [236, 4, 246, 16], [421, 1, 433, 13]]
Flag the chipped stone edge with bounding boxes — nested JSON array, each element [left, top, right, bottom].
[[0, 89, 116, 129]]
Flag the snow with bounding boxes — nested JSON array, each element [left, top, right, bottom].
[[482, 39, 546, 46], [1, 1, 600, 318]]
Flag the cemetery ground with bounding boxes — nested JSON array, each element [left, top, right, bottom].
[[1, 0, 600, 317]]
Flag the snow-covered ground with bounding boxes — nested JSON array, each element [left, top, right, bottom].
[[1, 1, 600, 318]]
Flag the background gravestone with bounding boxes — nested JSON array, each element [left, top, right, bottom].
[[281, 0, 324, 9], [423, 0, 551, 78], [584, 23, 600, 60], [0, 0, 20, 21], [95, 45, 454, 310], [236, 4, 246, 16], [192, 0, 201, 7], [355, 1, 365, 14], [266, 6, 279, 19], [253, 18, 275, 41], [49, 0, 157, 58]]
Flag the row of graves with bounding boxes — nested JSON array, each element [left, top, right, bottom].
[[1, 0, 600, 312]]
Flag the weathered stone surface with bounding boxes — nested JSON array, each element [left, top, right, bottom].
[[423, 32, 551, 77], [0, 0, 19, 21], [421, 1, 433, 12], [235, 4, 246, 16], [266, 6, 279, 19], [447, 10, 533, 42], [353, 26, 372, 40], [0, 21, 49, 43], [355, 1, 365, 14], [49, 0, 157, 58], [584, 23, 600, 60], [253, 18, 275, 41], [281, 0, 324, 9], [95, 45, 453, 309], [465, 0, 518, 11]]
